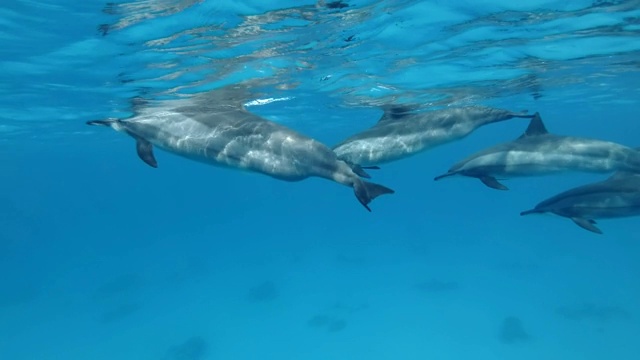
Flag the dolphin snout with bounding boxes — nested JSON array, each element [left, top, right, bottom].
[[434, 172, 456, 181], [520, 209, 544, 216]]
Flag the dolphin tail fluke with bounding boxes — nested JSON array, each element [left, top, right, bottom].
[[353, 179, 394, 212], [87, 118, 119, 127], [571, 217, 603, 234]]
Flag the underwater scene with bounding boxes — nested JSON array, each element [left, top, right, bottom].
[[1, 0, 640, 359]]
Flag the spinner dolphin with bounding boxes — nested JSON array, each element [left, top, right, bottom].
[[333, 105, 534, 166], [87, 86, 394, 211], [434, 113, 640, 190], [521, 172, 640, 234]]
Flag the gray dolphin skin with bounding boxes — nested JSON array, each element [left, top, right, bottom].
[[332, 105, 534, 166], [434, 113, 640, 190], [520, 172, 640, 234], [86, 86, 394, 211]]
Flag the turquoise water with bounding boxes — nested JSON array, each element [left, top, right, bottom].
[[2, 0, 640, 359]]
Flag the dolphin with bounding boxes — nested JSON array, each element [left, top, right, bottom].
[[86, 86, 394, 211], [332, 105, 534, 167], [520, 172, 640, 234], [434, 113, 640, 190]]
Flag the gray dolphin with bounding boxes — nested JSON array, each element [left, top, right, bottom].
[[332, 105, 534, 166], [86, 86, 394, 211], [520, 172, 640, 234], [434, 113, 640, 190]]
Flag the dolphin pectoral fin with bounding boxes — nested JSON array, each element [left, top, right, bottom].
[[480, 176, 509, 190], [351, 164, 373, 178], [378, 104, 419, 123], [571, 217, 603, 234], [136, 138, 158, 168], [353, 179, 395, 212], [345, 162, 381, 179]]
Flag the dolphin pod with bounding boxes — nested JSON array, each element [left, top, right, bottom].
[[87, 85, 394, 212], [430, 112, 640, 233], [87, 85, 639, 232]]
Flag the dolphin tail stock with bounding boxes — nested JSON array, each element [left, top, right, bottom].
[[353, 179, 394, 212]]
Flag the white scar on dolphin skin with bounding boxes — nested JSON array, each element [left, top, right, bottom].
[[87, 85, 394, 211], [332, 105, 534, 167], [434, 112, 640, 190], [520, 171, 640, 234]]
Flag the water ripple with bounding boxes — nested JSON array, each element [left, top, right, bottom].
[[1, 0, 639, 138]]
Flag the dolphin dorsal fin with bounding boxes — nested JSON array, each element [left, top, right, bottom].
[[519, 112, 548, 138], [378, 104, 418, 123], [131, 96, 148, 115], [191, 84, 256, 111]]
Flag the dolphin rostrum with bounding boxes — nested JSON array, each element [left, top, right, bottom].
[[520, 172, 640, 234], [434, 113, 640, 190], [332, 105, 534, 167], [87, 86, 394, 211]]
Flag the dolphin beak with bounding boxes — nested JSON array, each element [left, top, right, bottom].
[[520, 209, 542, 216], [434, 172, 455, 181]]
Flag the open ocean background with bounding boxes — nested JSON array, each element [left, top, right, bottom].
[[2, 1, 640, 359]]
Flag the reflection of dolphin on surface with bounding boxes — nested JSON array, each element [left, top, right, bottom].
[[521, 172, 640, 234], [434, 113, 640, 190], [86, 85, 394, 211], [332, 105, 534, 167]]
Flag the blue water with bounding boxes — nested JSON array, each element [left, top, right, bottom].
[[2, 1, 640, 359]]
